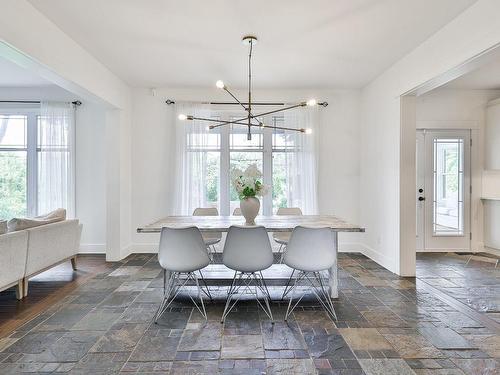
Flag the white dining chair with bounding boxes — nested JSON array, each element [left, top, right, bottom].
[[282, 226, 337, 321], [221, 225, 274, 323], [232, 207, 242, 215], [273, 207, 302, 262], [154, 226, 212, 322], [193, 207, 222, 260]]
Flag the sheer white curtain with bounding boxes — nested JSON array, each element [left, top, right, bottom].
[[282, 106, 319, 214], [173, 103, 214, 215], [38, 101, 75, 217]]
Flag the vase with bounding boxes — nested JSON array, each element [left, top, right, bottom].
[[240, 197, 260, 225]]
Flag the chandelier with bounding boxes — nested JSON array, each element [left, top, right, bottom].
[[178, 35, 327, 140]]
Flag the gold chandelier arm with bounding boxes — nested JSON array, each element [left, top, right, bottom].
[[187, 116, 260, 128], [224, 121, 305, 133]]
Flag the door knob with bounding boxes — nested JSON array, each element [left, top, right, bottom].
[[418, 197, 425, 201]]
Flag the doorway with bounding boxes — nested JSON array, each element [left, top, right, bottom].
[[416, 129, 471, 251]]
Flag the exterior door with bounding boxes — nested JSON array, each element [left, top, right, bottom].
[[416, 130, 471, 251]]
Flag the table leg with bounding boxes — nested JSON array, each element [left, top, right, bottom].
[[328, 232, 338, 299]]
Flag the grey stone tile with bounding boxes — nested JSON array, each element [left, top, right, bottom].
[[418, 328, 474, 350], [98, 291, 140, 308], [261, 321, 307, 350], [265, 359, 317, 374], [128, 328, 181, 361], [452, 358, 500, 375], [69, 352, 129, 374], [178, 323, 222, 351], [221, 335, 265, 359], [90, 323, 148, 353], [71, 307, 125, 331], [154, 308, 191, 328], [34, 304, 94, 331], [2, 331, 65, 354], [359, 359, 416, 375]]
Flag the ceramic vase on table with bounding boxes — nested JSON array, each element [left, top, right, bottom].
[[240, 197, 260, 225]]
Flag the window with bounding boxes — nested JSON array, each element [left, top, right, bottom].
[[0, 114, 29, 219], [184, 110, 304, 215], [0, 104, 74, 220]]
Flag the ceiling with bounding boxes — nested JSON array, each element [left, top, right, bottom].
[[0, 57, 52, 87], [28, 0, 477, 89], [444, 57, 500, 90]]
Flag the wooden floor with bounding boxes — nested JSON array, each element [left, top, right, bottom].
[[0, 255, 114, 338], [0, 253, 498, 374]]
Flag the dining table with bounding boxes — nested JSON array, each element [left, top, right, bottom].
[[137, 215, 365, 298]]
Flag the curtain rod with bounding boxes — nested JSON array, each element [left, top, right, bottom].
[[165, 99, 328, 107], [0, 100, 82, 106]]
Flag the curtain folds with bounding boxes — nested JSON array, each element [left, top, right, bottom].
[[173, 103, 213, 215], [38, 101, 76, 217], [283, 106, 319, 214]]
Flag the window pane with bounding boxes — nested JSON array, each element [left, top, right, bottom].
[[433, 138, 464, 235], [272, 152, 289, 211], [230, 122, 263, 150], [229, 151, 263, 214], [187, 132, 220, 150], [205, 151, 220, 209], [0, 151, 27, 219], [0, 115, 27, 148]]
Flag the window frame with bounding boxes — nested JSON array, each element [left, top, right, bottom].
[[0, 107, 40, 217], [188, 110, 297, 216]]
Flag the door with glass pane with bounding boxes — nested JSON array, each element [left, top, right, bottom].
[[417, 130, 471, 251]]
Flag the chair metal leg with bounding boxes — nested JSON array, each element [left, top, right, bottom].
[[154, 270, 210, 323], [281, 269, 295, 300], [221, 271, 274, 323], [284, 270, 337, 321], [198, 270, 213, 300]]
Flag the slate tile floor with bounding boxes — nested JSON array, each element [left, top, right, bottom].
[[0, 252, 499, 374]]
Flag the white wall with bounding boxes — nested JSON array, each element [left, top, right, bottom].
[[360, 0, 500, 276], [0, 86, 107, 252], [130, 88, 363, 252], [484, 99, 500, 250], [75, 102, 107, 253], [416, 88, 500, 253]]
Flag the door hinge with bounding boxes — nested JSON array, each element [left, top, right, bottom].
[[470, 138, 472, 147], [470, 232, 472, 240], [470, 185, 472, 194]]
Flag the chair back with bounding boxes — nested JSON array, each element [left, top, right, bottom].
[[232, 208, 242, 216], [283, 226, 336, 272], [158, 227, 210, 272], [276, 207, 302, 215], [223, 225, 273, 272], [193, 207, 219, 216]]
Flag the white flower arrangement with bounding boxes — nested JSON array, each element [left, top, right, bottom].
[[231, 164, 270, 200]]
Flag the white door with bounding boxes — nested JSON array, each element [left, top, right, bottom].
[[416, 130, 471, 251]]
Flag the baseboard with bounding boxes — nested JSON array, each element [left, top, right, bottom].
[[79, 244, 106, 254], [357, 243, 398, 274]]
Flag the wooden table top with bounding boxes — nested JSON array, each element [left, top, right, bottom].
[[137, 215, 365, 233]]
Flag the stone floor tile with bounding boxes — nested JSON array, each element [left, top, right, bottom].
[[383, 333, 445, 359], [169, 360, 219, 374], [463, 334, 500, 357], [90, 323, 148, 353], [266, 358, 317, 374], [71, 307, 125, 331], [451, 358, 500, 375], [128, 328, 181, 361], [418, 328, 474, 350], [339, 328, 394, 351], [221, 335, 265, 359], [177, 323, 222, 351], [359, 359, 416, 375], [261, 321, 307, 350]]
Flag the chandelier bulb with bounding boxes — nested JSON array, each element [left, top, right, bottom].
[[305, 128, 313, 134], [178, 114, 187, 121], [306, 99, 317, 107], [216, 80, 225, 89]]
